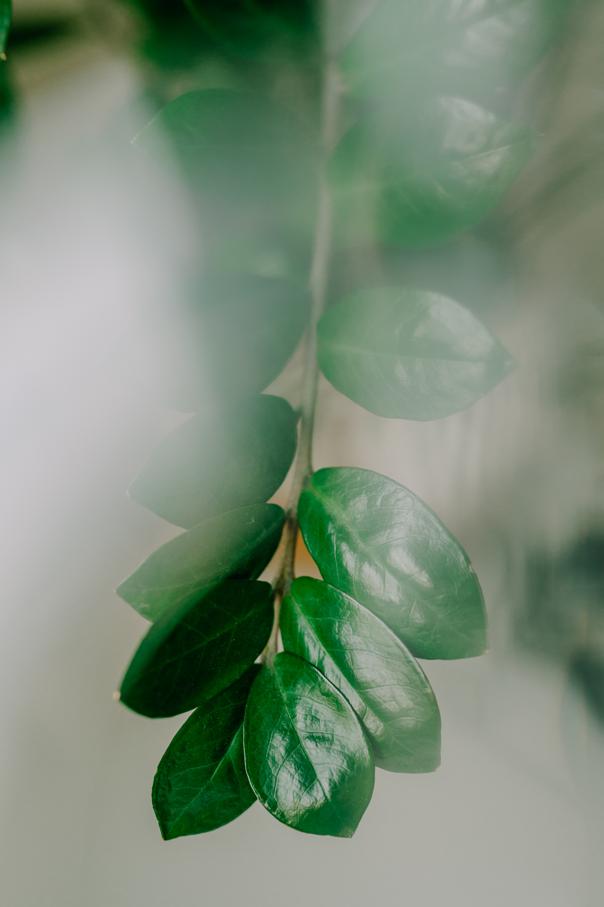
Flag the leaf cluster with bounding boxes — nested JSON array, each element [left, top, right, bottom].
[[115, 0, 569, 839]]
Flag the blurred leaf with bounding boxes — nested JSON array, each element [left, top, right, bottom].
[[120, 580, 273, 717], [184, 0, 318, 57], [281, 578, 441, 772], [331, 96, 531, 248], [117, 503, 284, 621], [153, 273, 310, 411], [153, 668, 258, 838], [244, 653, 374, 837], [129, 394, 297, 528], [318, 287, 513, 419], [0, 0, 10, 54], [134, 89, 318, 222], [570, 651, 604, 726], [299, 468, 487, 659], [342, 0, 571, 103]]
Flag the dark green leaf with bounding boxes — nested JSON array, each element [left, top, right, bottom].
[[0, 0, 10, 54], [318, 287, 513, 419], [298, 468, 487, 659], [281, 578, 441, 772], [120, 580, 273, 718], [244, 653, 374, 838], [118, 503, 284, 621], [331, 96, 531, 248], [184, 0, 318, 56], [129, 395, 297, 528], [342, 0, 570, 102], [152, 668, 258, 839], [153, 272, 310, 412]]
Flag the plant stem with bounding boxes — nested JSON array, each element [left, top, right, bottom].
[[263, 8, 340, 663]]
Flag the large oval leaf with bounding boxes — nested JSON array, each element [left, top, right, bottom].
[[129, 395, 297, 528], [298, 468, 487, 659], [152, 272, 310, 412], [331, 96, 531, 248], [118, 503, 284, 621], [120, 580, 273, 718], [152, 668, 258, 839], [342, 0, 570, 102], [281, 578, 441, 772], [244, 653, 374, 837], [318, 287, 513, 419]]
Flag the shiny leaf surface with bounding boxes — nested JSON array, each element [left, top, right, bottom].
[[129, 395, 297, 528], [331, 96, 531, 248], [298, 468, 487, 659], [343, 0, 570, 101], [244, 653, 374, 837], [152, 669, 258, 839], [318, 287, 513, 419], [120, 580, 272, 718], [118, 503, 284, 621], [153, 273, 310, 412], [281, 578, 441, 772]]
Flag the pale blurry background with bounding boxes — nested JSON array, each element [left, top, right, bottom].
[[2, 2, 604, 905]]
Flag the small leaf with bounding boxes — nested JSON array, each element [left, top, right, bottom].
[[331, 96, 531, 248], [153, 668, 258, 839], [153, 273, 310, 412], [281, 578, 441, 772], [118, 503, 284, 621], [129, 395, 297, 528], [0, 0, 10, 55], [244, 653, 374, 837], [120, 580, 273, 718], [298, 468, 487, 660], [318, 287, 513, 419]]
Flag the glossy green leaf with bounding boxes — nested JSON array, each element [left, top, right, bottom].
[[0, 0, 10, 54], [318, 287, 513, 419], [152, 668, 258, 839], [244, 653, 374, 837], [331, 96, 531, 248], [154, 273, 310, 412], [298, 468, 487, 660], [129, 395, 297, 528], [120, 580, 272, 718], [281, 578, 441, 773], [342, 0, 570, 102], [118, 503, 284, 621], [134, 89, 317, 219]]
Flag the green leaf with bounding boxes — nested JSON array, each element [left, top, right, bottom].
[[154, 273, 310, 412], [184, 0, 318, 56], [0, 1, 10, 55], [118, 503, 284, 621], [298, 468, 487, 660], [318, 287, 513, 419], [244, 653, 374, 838], [342, 0, 570, 102], [120, 580, 273, 718], [152, 668, 258, 839], [281, 578, 441, 773], [134, 89, 317, 219], [129, 395, 297, 528], [331, 96, 531, 248]]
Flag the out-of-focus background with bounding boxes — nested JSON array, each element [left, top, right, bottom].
[[2, 2, 604, 905]]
